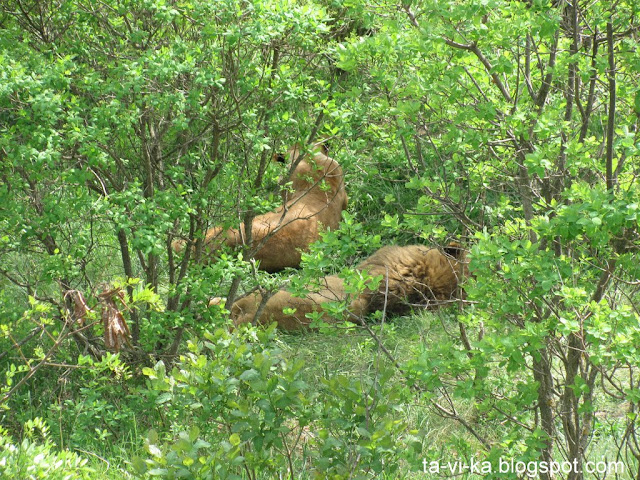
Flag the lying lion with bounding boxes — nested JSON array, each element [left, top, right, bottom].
[[348, 242, 469, 318], [230, 275, 345, 331], [177, 142, 348, 272], [230, 242, 468, 331]]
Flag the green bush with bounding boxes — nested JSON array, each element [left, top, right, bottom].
[[135, 325, 417, 479], [0, 418, 94, 480]]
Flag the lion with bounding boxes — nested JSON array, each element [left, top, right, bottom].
[[177, 142, 348, 272], [231, 275, 345, 331], [348, 242, 469, 319], [229, 242, 468, 331]]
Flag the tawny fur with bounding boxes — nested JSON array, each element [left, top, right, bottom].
[[348, 242, 469, 318], [187, 143, 348, 272], [229, 242, 468, 331], [231, 275, 345, 331]]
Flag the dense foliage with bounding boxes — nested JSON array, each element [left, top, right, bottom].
[[1, 0, 639, 478]]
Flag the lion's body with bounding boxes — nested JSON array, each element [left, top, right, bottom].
[[203, 144, 348, 272], [229, 242, 468, 331], [231, 275, 345, 331]]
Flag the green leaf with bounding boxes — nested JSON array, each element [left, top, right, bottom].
[[229, 433, 241, 446]]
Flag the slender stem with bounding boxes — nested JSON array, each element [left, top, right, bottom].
[[606, 20, 616, 192]]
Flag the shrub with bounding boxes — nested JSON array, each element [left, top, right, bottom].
[[0, 418, 94, 480], [134, 325, 417, 479]]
